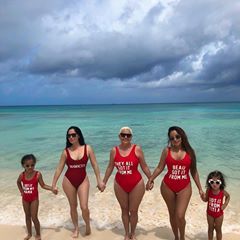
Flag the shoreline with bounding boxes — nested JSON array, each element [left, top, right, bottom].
[[1, 224, 240, 240]]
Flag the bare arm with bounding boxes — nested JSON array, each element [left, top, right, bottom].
[[52, 150, 66, 189], [136, 145, 151, 179], [146, 148, 167, 190], [103, 148, 115, 185], [191, 168, 204, 197], [38, 172, 57, 194], [17, 173, 24, 195], [201, 189, 209, 202], [222, 190, 230, 210], [87, 145, 105, 190]]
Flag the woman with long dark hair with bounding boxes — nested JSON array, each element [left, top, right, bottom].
[[52, 126, 105, 238], [146, 126, 204, 240]]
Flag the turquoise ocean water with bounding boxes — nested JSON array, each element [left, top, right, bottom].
[[0, 102, 239, 234]]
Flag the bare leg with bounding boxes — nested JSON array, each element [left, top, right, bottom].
[[207, 214, 214, 240], [215, 215, 223, 240], [161, 182, 179, 240], [62, 176, 79, 238], [175, 184, 192, 240], [30, 200, 41, 239], [114, 181, 130, 240], [22, 200, 32, 240], [77, 176, 91, 235], [129, 179, 145, 240]]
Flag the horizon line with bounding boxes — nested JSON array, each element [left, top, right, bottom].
[[0, 100, 240, 108]]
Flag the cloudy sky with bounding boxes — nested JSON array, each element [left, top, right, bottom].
[[0, 0, 240, 105]]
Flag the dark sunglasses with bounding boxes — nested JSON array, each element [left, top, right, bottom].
[[67, 133, 77, 138], [169, 135, 181, 141], [120, 133, 132, 138], [208, 179, 222, 185], [26, 164, 35, 168]]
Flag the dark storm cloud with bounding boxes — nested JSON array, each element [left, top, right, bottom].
[[1, 0, 240, 92]]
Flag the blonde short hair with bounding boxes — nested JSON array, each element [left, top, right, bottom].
[[119, 126, 133, 135]]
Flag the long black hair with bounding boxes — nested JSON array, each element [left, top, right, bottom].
[[168, 126, 197, 175], [66, 126, 85, 148]]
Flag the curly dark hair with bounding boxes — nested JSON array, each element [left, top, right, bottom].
[[21, 154, 37, 166], [206, 170, 226, 190]]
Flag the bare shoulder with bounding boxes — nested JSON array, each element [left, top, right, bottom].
[[17, 172, 24, 180], [162, 147, 168, 155], [86, 144, 93, 153], [62, 148, 67, 156], [135, 144, 143, 154], [110, 146, 116, 156], [36, 171, 42, 179]]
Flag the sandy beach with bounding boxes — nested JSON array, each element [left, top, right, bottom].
[[1, 224, 240, 240], [1, 170, 239, 240]]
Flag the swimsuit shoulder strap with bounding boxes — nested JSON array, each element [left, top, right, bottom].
[[84, 144, 88, 158], [65, 148, 71, 159]]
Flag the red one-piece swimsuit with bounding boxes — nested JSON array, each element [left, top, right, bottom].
[[207, 189, 224, 218], [114, 144, 142, 193], [163, 147, 191, 193], [65, 145, 89, 189], [21, 171, 39, 202]]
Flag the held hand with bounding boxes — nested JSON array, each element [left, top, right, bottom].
[[146, 180, 154, 191], [199, 189, 205, 200], [97, 181, 106, 192], [52, 187, 58, 195]]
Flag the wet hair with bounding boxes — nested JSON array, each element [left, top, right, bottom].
[[66, 126, 85, 148], [206, 170, 226, 190], [119, 126, 133, 135], [168, 126, 197, 175], [21, 154, 37, 166]]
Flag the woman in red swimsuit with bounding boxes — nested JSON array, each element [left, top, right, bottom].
[[103, 126, 152, 240], [52, 126, 105, 238], [146, 126, 204, 240]]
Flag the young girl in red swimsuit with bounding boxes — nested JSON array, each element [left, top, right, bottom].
[[202, 170, 230, 240], [17, 154, 57, 240]]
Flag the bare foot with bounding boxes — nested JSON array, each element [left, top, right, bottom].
[[35, 235, 41, 240], [130, 234, 137, 240], [71, 228, 79, 238], [24, 234, 32, 240], [124, 235, 130, 240], [85, 224, 91, 235]]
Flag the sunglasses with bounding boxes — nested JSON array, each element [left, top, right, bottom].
[[67, 133, 77, 138], [169, 135, 181, 141], [26, 164, 35, 168], [120, 133, 132, 138], [208, 179, 222, 185]]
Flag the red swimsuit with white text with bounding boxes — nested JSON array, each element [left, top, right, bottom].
[[114, 144, 142, 193], [21, 171, 39, 202], [163, 148, 191, 193], [207, 189, 224, 218], [65, 145, 88, 189]]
